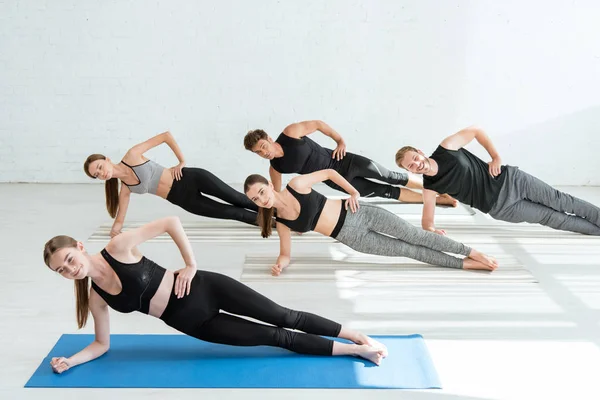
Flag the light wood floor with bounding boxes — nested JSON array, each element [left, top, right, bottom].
[[3, 183, 600, 400]]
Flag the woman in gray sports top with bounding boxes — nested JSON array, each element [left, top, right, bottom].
[[84, 130, 259, 237]]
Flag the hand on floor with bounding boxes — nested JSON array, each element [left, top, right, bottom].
[[271, 256, 290, 276], [50, 357, 71, 374]]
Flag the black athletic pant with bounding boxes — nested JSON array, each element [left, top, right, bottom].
[[160, 270, 342, 355], [166, 167, 259, 225], [324, 154, 409, 199]]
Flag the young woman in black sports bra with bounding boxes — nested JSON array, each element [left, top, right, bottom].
[[243, 120, 457, 207], [43, 217, 387, 374], [84, 130, 259, 237], [244, 169, 498, 276]]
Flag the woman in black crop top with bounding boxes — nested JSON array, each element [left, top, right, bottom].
[[243, 120, 457, 207], [244, 169, 499, 276], [43, 217, 389, 374]]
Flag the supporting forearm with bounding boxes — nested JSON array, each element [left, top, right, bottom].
[[114, 193, 130, 224], [278, 226, 292, 258], [422, 221, 436, 231], [270, 167, 283, 192], [67, 341, 109, 368], [421, 190, 438, 231]]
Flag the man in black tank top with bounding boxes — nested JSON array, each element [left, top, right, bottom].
[[243, 120, 457, 207], [394, 125, 600, 236]]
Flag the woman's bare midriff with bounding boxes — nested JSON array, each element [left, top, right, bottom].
[[155, 169, 175, 199], [147, 270, 175, 318], [314, 199, 344, 237]]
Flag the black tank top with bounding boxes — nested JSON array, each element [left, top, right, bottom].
[[269, 133, 349, 174], [423, 146, 507, 213], [91, 249, 166, 314], [276, 185, 328, 233]]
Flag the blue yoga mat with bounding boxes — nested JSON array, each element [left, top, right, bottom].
[[26, 334, 441, 389]]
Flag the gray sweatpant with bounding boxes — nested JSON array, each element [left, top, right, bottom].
[[334, 203, 472, 269], [488, 166, 600, 235]]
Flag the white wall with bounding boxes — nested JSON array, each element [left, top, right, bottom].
[[1, 0, 599, 185]]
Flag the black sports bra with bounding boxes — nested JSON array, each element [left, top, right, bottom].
[[275, 185, 328, 233], [91, 249, 166, 314]]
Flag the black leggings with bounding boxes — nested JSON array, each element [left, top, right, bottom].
[[325, 154, 409, 199], [166, 167, 258, 225], [160, 270, 342, 355]]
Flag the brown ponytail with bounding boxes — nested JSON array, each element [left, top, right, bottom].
[[43, 235, 91, 329], [257, 207, 275, 238], [244, 174, 275, 238], [74, 277, 91, 329], [105, 178, 119, 218], [84, 154, 120, 218]]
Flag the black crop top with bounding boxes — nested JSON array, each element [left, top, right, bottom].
[[91, 249, 166, 314], [276, 185, 328, 233], [423, 146, 507, 213], [270, 133, 346, 174]]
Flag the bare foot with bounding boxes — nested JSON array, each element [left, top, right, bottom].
[[463, 258, 497, 271], [436, 194, 458, 207], [356, 345, 385, 366], [353, 333, 388, 357], [468, 249, 499, 269]]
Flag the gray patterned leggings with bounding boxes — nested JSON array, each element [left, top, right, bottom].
[[334, 203, 471, 268], [488, 166, 600, 235]]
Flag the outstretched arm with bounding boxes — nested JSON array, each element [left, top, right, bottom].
[[269, 166, 283, 192], [440, 126, 502, 177], [109, 216, 197, 297], [421, 189, 446, 235], [50, 292, 110, 374], [272, 222, 292, 276], [110, 183, 131, 237], [283, 120, 347, 160]]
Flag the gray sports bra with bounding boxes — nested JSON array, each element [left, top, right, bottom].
[[121, 160, 165, 195]]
